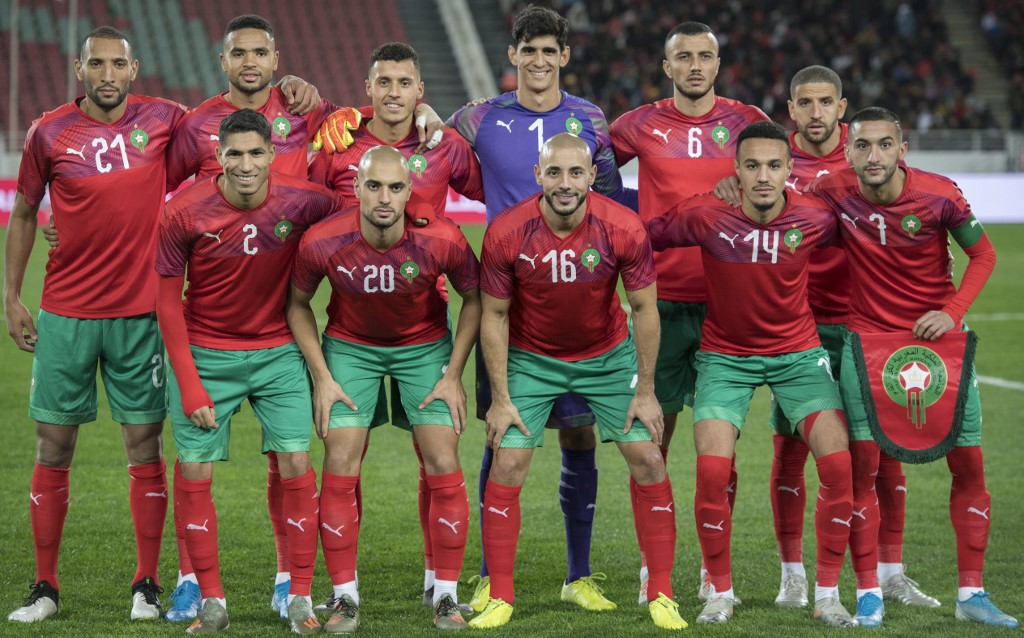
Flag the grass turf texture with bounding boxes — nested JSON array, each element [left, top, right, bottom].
[[0, 224, 1021, 637]]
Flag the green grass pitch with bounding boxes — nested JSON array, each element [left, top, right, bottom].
[[0, 225, 1021, 636]]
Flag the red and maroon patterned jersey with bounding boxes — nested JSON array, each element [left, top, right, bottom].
[[647, 191, 837, 356], [814, 167, 974, 333], [481, 192, 655, 362], [166, 87, 335, 187], [291, 206, 479, 346], [156, 173, 344, 349], [18, 95, 186, 318], [610, 96, 769, 303], [308, 115, 483, 211], [789, 123, 852, 324]]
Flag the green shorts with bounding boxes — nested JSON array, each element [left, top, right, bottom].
[[654, 300, 706, 413], [839, 329, 982, 446], [167, 342, 314, 463], [694, 348, 843, 435], [29, 309, 166, 425], [769, 323, 847, 432], [501, 338, 653, 448], [322, 335, 454, 431]]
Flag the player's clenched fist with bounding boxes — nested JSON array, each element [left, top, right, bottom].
[[313, 107, 363, 154]]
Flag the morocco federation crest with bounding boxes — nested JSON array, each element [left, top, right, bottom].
[[851, 331, 977, 463]]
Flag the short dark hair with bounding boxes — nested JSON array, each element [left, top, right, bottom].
[[849, 106, 902, 132], [511, 4, 569, 50], [224, 14, 273, 41], [665, 21, 715, 45], [735, 121, 790, 156], [369, 42, 420, 74], [790, 65, 843, 99], [80, 26, 132, 61], [218, 108, 271, 146]]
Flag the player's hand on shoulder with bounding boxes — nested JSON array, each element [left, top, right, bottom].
[[485, 399, 528, 451], [5, 300, 37, 352], [313, 107, 363, 154], [413, 103, 445, 154], [913, 310, 955, 341], [420, 373, 468, 434], [314, 377, 356, 439], [713, 176, 742, 207], [625, 391, 664, 446], [277, 75, 321, 115], [464, 97, 491, 108], [42, 218, 59, 249], [189, 405, 218, 430]]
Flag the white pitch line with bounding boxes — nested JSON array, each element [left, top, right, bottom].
[[965, 312, 1024, 321], [977, 375, 1024, 391]]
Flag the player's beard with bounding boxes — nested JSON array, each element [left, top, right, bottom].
[[855, 162, 898, 187], [674, 77, 713, 101], [544, 190, 586, 217], [231, 74, 271, 97], [800, 119, 837, 144], [85, 81, 130, 112], [362, 207, 401, 230]]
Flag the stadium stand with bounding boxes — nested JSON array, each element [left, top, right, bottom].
[[974, 0, 1024, 128]]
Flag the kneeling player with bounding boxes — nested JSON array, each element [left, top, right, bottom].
[[287, 146, 480, 632]]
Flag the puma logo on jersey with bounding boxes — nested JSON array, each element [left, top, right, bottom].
[[186, 519, 210, 532], [203, 230, 223, 243], [496, 119, 514, 133], [336, 265, 356, 280], [718, 232, 738, 248], [650, 502, 673, 513], [487, 506, 510, 518], [438, 518, 461, 534], [29, 492, 41, 506], [651, 128, 671, 143], [321, 522, 344, 538], [348, 164, 359, 171], [65, 145, 86, 160], [518, 253, 538, 268], [702, 520, 725, 531], [287, 517, 307, 532], [209, 134, 219, 141], [777, 485, 801, 496], [145, 489, 167, 499], [967, 507, 990, 519], [831, 517, 852, 527], [841, 213, 859, 228], [785, 177, 799, 190]]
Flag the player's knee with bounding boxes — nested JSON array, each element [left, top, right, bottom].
[[558, 425, 596, 450], [624, 442, 666, 484], [121, 422, 164, 465], [422, 449, 460, 476], [276, 451, 311, 478], [801, 410, 848, 457], [489, 449, 530, 487]]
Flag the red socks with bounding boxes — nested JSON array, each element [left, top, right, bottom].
[[695, 455, 733, 593], [770, 435, 809, 564], [876, 451, 906, 564], [128, 459, 167, 585], [266, 452, 289, 573], [320, 473, 360, 585], [813, 450, 853, 587], [414, 443, 433, 573], [426, 470, 469, 582], [282, 469, 319, 596], [30, 463, 70, 588], [481, 480, 521, 603], [849, 441, 881, 589], [176, 473, 223, 598], [947, 446, 989, 587], [633, 478, 676, 599], [172, 459, 195, 576], [630, 447, 667, 570]]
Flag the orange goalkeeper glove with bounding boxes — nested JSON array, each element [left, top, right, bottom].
[[312, 107, 362, 154]]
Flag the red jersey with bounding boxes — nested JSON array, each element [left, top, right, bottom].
[[647, 191, 837, 356], [291, 208, 479, 347], [308, 115, 483, 211], [156, 173, 344, 349], [18, 95, 186, 318], [481, 192, 655, 362], [814, 167, 974, 333], [610, 96, 768, 303], [166, 87, 335, 187], [789, 123, 852, 324]]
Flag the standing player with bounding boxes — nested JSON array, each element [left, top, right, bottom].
[[608, 21, 769, 603], [288, 145, 481, 632], [5, 26, 184, 624], [447, 5, 631, 611], [647, 121, 856, 627], [814, 107, 1017, 629], [155, 110, 338, 635], [471, 133, 683, 630], [308, 42, 482, 614]]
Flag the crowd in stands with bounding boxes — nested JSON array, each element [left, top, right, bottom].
[[975, 0, 1024, 128], [503, 0, 1002, 130]]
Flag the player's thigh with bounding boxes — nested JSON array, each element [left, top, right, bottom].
[[693, 351, 761, 430], [654, 300, 706, 413], [29, 309, 102, 425], [322, 336, 387, 428], [249, 343, 315, 454], [99, 312, 166, 424], [768, 347, 844, 436], [390, 337, 455, 429], [571, 338, 652, 444], [167, 346, 249, 463], [502, 347, 566, 448], [769, 323, 847, 433], [839, 333, 873, 442]]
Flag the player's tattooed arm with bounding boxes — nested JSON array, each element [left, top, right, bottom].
[[480, 291, 529, 449], [277, 75, 321, 115], [624, 282, 664, 445], [419, 287, 481, 435], [286, 284, 356, 438], [4, 194, 41, 352]]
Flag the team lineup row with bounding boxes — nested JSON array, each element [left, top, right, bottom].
[[3, 3, 1018, 634]]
